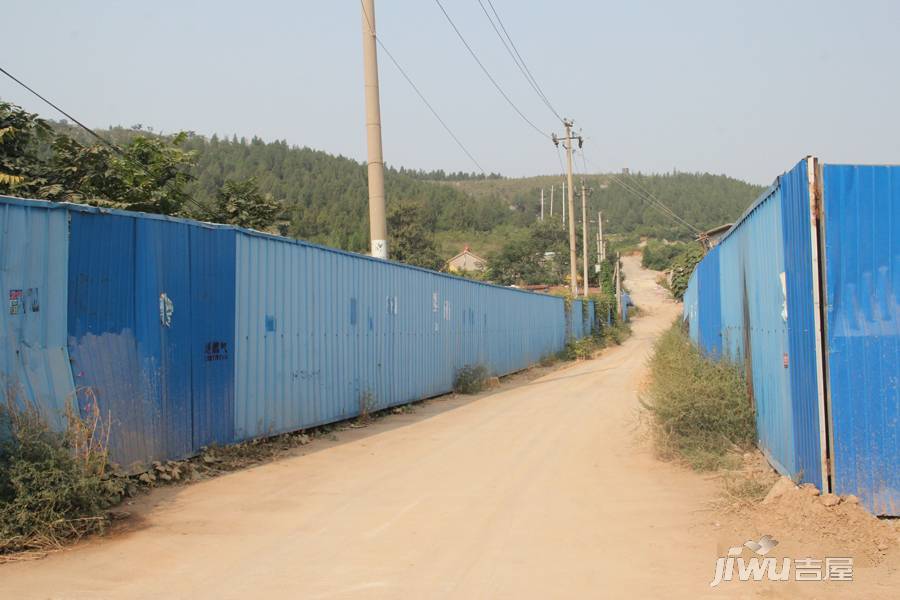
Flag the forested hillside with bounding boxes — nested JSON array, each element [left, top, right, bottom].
[[39, 119, 764, 261], [48, 122, 763, 249], [444, 172, 764, 241]]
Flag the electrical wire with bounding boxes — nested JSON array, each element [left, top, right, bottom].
[[0, 65, 219, 221], [360, 2, 487, 174], [433, 0, 550, 139], [610, 173, 701, 234], [620, 170, 698, 231], [475, 0, 562, 122], [485, 0, 560, 120], [580, 147, 701, 234]]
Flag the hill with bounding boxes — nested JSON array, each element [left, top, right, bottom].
[[46, 121, 764, 258], [440, 172, 764, 241]]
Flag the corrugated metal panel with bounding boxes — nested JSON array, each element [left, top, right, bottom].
[[739, 184, 794, 476], [822, 164, 900, 515], [780, 158, 827, 490], [0, 198, 74, 428], [189, 226, 236, 449], [233, 231, 567, 441], [696, 246, 722, 356], [67, 208, 236, 468], [683, 271, 700, 344], [684, 162, 829, 486], [586, 300, 595, 333], [69, 212, 191, 466], [568, 299, 584, 340]]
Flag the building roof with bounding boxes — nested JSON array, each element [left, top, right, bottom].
[[447, 246, 487, 264]]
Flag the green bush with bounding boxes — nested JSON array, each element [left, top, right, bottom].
[[641, 240, 689, 271], [453, 364, 489, 395], [1, 398, 123, 555], [669, 245, 705, 300], [642, 323, 755, 471]]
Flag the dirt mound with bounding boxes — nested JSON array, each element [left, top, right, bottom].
[[718, 454, 899, 571]]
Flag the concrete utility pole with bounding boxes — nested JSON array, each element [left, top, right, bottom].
[[615, 252, 622, 320], [549, 184, 554, 216], [561, 180, 566, 226], [596, 211, 603, 292], [581, 180, 590, 298], [552, 119, 580, 296], [540, 188, 544, 221], [598, 211, 605, 261], [361, 0, 388, 259]]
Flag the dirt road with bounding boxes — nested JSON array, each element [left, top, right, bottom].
[[1, 256, 892, 598]]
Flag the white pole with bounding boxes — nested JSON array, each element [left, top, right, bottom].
[[361, 0, 387, 258]]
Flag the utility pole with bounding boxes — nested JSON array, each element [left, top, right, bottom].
[[599, 211, 605, 261], [561, 180, 566, 226], [361, 0, 388, 259], [580, 180, 590, 298], [596, 211, 602, 292], [549, 185, 554, 216], [615, 252, 622, 320], [540, 188, 544, 221], [552, 120, 581, 297]]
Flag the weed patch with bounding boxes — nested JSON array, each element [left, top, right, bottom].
[[642, 323, 755, 471], [0, 396, 124, 557], [453, 364, 489, 394]]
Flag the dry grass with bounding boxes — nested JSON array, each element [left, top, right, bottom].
[[0, 391, 124, 559], [642, 322, 756, 471]]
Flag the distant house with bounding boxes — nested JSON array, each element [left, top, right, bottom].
[[447, 246, 487, 273]]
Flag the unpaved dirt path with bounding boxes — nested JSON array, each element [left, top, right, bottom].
[[1, 256, 891, 598]]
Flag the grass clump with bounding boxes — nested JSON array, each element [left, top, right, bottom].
[[0, 396, 123, 557], [642, 323, 755, 471], [453, 364, 489, 395]]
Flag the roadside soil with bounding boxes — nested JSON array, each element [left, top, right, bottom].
[[1, 255, 896, 599]]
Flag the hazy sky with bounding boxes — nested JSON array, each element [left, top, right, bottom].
[[3, 1, 899, 183]]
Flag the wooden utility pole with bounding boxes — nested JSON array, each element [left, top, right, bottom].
[[361, 0, 388, 259], [540, 188, 544, 221], [580, 180, 590, 298], [552, 120, 580, 296]]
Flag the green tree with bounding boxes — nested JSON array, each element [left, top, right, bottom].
[[487, 220, 569, 286], [214, 177, 280, 229], [387, 199, 443, 271], [42, 132, 196, 214], [0, 101, 52, 194]]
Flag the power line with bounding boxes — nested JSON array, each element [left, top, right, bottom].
[[556, 144, 566, 176], [620, 170, 698, 230], [475, 0, 562, 122], [0, 65, 219, 221], [360, 2, 487, 174], [0, 66, 113, 150], [580, 148, 701, 234], [433, 0, 550, 139], [610, 173, 701, 234]]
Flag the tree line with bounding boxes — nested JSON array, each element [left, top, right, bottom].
[[2, 100, 763, 281]]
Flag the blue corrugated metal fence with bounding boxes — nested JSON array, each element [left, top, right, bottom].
[[684, 157, 900, 515], [822, 165, 899, 515], [0, 196, 589, 469]]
